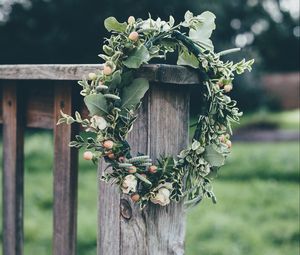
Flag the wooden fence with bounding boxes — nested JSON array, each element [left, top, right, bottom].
[[0, 64, 199, 255]]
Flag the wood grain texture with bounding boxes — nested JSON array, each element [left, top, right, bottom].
[[25, 83, 54, 129], [138, 65, 200, 85], [119, 98, 150, 255], [97, 83, 189, 255], [0, 64, 102, 81], [0, 86, 2, 123], [0, 64, 200, 84], [97, 164, 121, 255], [53, 82, 78, 255], [145, 84, 189, 255], [2, 82, 25, 255], [0, 82, 83, 129]]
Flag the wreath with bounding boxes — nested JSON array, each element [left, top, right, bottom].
[[58, 11, 254, 209]]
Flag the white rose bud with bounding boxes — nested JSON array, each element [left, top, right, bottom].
[[150, 182, 172, 206], [121, 175, 137, 194]]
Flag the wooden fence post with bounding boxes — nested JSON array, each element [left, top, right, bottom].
[[2, 83, 25, 255], [98, 82, 190, 255], [53, 82, 79, 255]]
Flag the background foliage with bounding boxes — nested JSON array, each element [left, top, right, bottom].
[[0, 0, 299, 71], [1, 0, 298, 112]]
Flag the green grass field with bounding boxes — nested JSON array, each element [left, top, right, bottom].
[[0, 131, 299, 255]]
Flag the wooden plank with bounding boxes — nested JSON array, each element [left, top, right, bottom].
[[145, 84, 189, 255], [25, 83, 54, 129], [53, 82, 79, 255], [98, 82, 189, 255], [0, 64, 102, 81], [0, 64, 200, 84], [0, 85, 2, 123], [0, 82, 54, 128], [138, 65, 200, 85], [119, 97, 150, 255], [2, 82, 25, 255], [97, 97, 150, 255], [97, 164, 121, 255]]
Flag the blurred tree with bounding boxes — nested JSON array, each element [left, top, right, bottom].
[[0, 0, 299, 71], [0, 0, 298, 113]]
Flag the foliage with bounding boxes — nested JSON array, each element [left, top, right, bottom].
[[58, 12, 254, 208], [0, 0, 298, 72], [2, 0, 298, 114]]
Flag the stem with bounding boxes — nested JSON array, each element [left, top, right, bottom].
[[172, 31, 202, 57]]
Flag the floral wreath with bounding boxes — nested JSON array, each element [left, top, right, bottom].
[[58, 11, 254, 209]]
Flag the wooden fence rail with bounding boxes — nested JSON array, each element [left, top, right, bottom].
[[0, 64, 199, 255]]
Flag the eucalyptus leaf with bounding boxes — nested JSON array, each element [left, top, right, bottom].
[[106, 70, 122, 90], [104, 17, 127, 32], [191, 140, 201, 150], [135, 173, 152, 185], [121, 78, 149, 109], [84, 94, 108, 116], [203, 144, 225, 167], [177, 46, 199, 69], [123, 45, 150, 69], [188, 11, 216, 51]]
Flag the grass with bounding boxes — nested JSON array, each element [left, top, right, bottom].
[[0, 131, 299, 255], [186, 181, 299, 255], [232, 109, 300, 131], [190, 109, 300, 134]]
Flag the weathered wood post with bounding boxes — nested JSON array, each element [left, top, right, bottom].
[[98, 65, 195, 255], [2, 82, 25, 255], [53, 82, 79, 255]]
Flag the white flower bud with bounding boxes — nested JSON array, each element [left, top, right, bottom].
[[121, 175, 137, 194], [150, 182, 172, 206]]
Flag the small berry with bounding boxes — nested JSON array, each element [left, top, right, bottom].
[[83, 151, 93, 160], [103, 64, 113, 75], [128, 16, 135, 24], [128, 166, 137, 174], [88, 72, 97, 80], [219, 134, 226, 143], [226, 140, 232, 148], [118, 156, 126, 162], [224, 84, 233, 93], [148, 165, 157, 174], [131, 193, 140, 202], [107, 153, 115, 159], [128, 31, 139, 42], [103, 140, 114, 149], [217, 81, 224, 88]]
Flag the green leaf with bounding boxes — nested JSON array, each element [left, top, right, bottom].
[[104, 17, 127, 32], [121, 78, 149, 109], [203, 144, 225, 167], [106, 70, 122, 90], [188, 11, 216, 51], [191, 140, 201, 150], [123, 45, 150, 69], [84, 94, 108, 116], [177, 46, 199, 69], [135, 173, 152, 185]]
